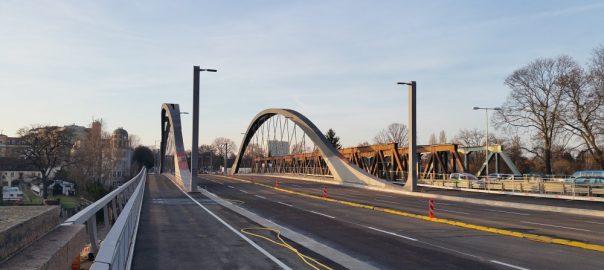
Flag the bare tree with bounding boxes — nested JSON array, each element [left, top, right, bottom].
[[438, 130, 447, 144], [373, 123, 408, 147], [128, 134, 141, 148], [357, 141, 370, 147], [453, 129, 484, 147], [494, 56, 576, 174], [212, 137, 237, 162], [557, 55, 604, 169], [18, 126, 74, 198], [290, 141, 311, 154], [428, 133, 437, 145]]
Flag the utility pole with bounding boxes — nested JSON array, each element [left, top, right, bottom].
[[397, 81, 417, 192]]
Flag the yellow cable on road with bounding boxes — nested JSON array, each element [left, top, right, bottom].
[[241, 227, 333, 270]]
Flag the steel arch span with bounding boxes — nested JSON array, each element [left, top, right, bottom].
[[231, 108, 392, 187], [160, 103, 193, 191]]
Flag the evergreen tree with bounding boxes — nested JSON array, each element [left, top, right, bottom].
[[325, 128, 342, 149]]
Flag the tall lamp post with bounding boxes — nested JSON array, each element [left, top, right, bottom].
[[224, 143, 228, 175], [472, 106, 501, 177], [192, 66, 217, 192], [397, 81, 417, 192]]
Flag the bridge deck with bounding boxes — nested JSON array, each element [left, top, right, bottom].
[[131, 174, 307, 269]]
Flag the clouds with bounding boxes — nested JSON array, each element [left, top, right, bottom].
[[0, 1, 603, 148]]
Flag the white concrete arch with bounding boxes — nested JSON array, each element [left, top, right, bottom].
[[160, 103, 193, 191], [232, 108, 390, 187]]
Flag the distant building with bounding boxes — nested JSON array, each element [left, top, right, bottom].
[[1, 170, 42, 186], [0, 134, 26, 158], [264, 140, 290, 157], [110, 128, 133, 184]]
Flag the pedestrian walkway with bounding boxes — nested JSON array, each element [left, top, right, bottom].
[[131, 174, 282, 269]]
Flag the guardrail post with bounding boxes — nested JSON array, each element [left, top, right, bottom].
[[103, 205, 110, 229], [87, 215, 99, 255], [112, 199, 119, 221]]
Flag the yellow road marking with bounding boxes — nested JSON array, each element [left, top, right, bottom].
[[214, 175, 604, 253]]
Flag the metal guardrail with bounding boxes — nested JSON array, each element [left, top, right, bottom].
[[63, 168, 147, 269], [90, 169, 147, 270], [418, 175, 604, 202]]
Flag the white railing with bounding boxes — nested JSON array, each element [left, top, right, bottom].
[[63, 168, 147, 270]]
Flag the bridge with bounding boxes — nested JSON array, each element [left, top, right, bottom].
[[3, 103, 604, 270]]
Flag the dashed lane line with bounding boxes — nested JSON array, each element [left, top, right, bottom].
[[238, 189, 249, 194], [366, 226, 418, 242], [309, 210, 336, 219], [255, 195, 267, 200], [490, 260, 530, 270], [375, 199, 399, 204], [439, 209, 471, 215], [520, 221, 591, 232], [585, 220, 604, 225], [227, 185, 235, 189], [277, 201, 293, 207], [485, 209, 530, 216]]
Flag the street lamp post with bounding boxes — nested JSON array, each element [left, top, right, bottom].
[[192, 66, 217, 192], [472, 107, 501, 178], [224, 143, 228, 175], [397, 81, 417, 192]]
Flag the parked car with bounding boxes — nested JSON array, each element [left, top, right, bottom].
[[569, 177, 604, 186], [487, 173, 522, 180], [570, 170, 604, 179], [450, 173, 478, 181], [449, 173, 484, 188], [2, 186, 24, 202]]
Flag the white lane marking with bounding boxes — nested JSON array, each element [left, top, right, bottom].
[[439, 209, 470, 215], [168, 177, 292, 270], [521, 221, 591, 232], [255, 195, 267, 199], [366, 226, 418, 241], [309, 210, 336, 219], [485, 209, 530, 216], [210, 179, 223, 185], [585, 220, 604, 225], [277, 201, 293, 207], [238, 189, 249, 194], [376, 199, 398, 204], [490, 260, 530, 270], [227, 185, 235, 189]]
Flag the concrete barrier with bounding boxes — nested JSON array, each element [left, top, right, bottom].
[[0, 206, 60, 262], [1, 224, 87, 270]]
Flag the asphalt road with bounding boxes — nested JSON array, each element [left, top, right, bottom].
[[131, 174, 343, 270], [198, 174, 604, 270]]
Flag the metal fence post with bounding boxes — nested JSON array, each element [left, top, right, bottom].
[[87, 216, 99, 255]]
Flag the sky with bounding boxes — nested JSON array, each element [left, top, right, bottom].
[[1, 0, 603, 151]]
